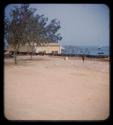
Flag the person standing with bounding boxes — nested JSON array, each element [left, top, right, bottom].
[[82, 54, 85, 63]]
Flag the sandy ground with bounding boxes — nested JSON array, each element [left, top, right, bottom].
[[4, 55, 110, 120]]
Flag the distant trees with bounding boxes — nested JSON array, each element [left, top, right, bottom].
[[5, 4, 62, 64]]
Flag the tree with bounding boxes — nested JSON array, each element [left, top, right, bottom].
[[45, 19, 62, 43], [5, 4, 62, 64], [5, 5, 38, 63], [8, 7, 24, 64], [25, 14, 49, 59]]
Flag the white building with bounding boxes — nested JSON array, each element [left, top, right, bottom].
[[35, 43, 62, 54], [6, 42, 63, 55]]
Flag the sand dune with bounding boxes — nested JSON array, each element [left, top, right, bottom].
[[4, 55, 109, 120]]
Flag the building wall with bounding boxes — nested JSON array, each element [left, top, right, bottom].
[[36, 45, 61, 54], [8, 43, 61, 54]]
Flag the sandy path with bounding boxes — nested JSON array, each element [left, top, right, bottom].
[[4, 56, 109, 120]]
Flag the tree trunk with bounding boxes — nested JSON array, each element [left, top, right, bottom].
[[27, 41, 33, 60], [30, 51, 33, 60], [14, 43, 20, 64], [30, 43, 34, 60], [30, 46, 33, 60], [14, 51, 17, 64]]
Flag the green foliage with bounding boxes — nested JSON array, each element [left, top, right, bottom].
[[5, 4, 62, 63]]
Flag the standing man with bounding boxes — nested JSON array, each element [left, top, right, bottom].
[[82, 54, 85, 63]]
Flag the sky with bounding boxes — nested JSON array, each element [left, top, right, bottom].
[[5, 4, 109, 47]]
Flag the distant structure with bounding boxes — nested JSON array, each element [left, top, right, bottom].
[[35, 43, 62, 54], [5, 42, 63, 55]]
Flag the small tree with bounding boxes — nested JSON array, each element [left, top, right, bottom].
[[8, 7, 24, 64]]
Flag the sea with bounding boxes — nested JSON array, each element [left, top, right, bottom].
[[61, 45, 109, 56]]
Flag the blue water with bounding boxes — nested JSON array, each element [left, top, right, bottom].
[[61, 45, 109, 56]]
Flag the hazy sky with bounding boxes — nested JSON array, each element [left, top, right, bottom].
[[5, 4, 109, 46]]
